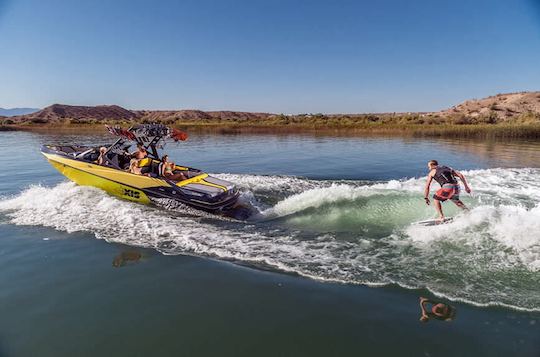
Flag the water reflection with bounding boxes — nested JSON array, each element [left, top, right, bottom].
[[1, 130, 539, 186], [112, 251, 143, 268], [436, 138, 540, 168], [34, 131, 540, 170], [419, 297, 457, 322]]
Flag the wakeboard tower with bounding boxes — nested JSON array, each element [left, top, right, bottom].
[[41, 124, 245, 217]]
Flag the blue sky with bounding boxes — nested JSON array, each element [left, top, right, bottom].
[[1, 0, 539, 113]]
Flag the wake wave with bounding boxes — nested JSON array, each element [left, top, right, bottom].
[[1, 168, 539, 311]]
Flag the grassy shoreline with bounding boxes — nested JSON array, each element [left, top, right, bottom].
[[2, 122, 540, 139]]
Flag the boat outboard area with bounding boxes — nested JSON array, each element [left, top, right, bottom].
[[41, 124, 253, 219]]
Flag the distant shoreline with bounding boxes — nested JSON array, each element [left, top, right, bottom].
[[3, 122, 540, 139], [3, 91, 540, 138]]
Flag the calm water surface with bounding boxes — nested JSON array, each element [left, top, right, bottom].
[[0, 131, 539, 356]]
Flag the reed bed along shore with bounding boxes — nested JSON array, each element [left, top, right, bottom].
[[3, 111, 540, 139]]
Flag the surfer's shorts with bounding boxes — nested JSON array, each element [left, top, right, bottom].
[[433, 184, 460, 202]]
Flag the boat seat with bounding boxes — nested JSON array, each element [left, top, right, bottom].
[[138, 158, 152, 167]]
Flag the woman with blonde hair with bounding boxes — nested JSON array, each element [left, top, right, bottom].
[[129, 159, 150, 176]]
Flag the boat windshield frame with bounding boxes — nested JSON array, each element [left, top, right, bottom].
[[103, 124, 174, 168]]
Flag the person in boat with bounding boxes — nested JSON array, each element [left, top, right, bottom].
[[161, 155, 187, 181], [424, 160, 471, 221], [419, 297, 456, 322], [96, 147, 107, 165], [129, 144, 148, 169], [129, 159, 150, 176], [131, 144, 148, 160]]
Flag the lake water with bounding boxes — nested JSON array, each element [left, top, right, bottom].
[[0, 130, 539, 356]]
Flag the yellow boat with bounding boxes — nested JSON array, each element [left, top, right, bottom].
[[41, 124, 241, 215]]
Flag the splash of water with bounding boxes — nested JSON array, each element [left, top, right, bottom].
[[1, 168, 539, 311]]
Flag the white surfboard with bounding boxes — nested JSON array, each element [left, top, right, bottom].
[[414, 217, 453, 226]]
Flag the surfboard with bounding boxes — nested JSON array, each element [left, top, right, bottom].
[[414, 217, 453, 226]]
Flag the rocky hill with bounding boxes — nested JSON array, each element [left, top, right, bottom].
[[4, 91, 540, 126], [7, 104, 273, 124], [437, 92, 540, 121], [9, 104, 139, 123], [137, 109, 273, 122]]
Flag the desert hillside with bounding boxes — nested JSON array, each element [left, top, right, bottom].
[[9, 104, 139, 123], [137, 109, 273, 122], [4, 91, 540, 126], [8, 104, 273, 124], [437, 92, 540, 122]]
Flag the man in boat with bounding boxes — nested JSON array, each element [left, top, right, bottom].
[[95, 147, 107, 165], [131, 144, 148, 161], [127, 144, 148, 170], [424, 160, 471, 221]]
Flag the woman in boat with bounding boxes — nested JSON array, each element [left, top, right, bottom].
[[129, 159, 150, 176], [161, 155, 187, 181]]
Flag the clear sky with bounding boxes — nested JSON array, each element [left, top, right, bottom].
[[1, 0, 539, 113]]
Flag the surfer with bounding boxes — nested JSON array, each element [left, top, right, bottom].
[[419, 297, 456, 322], [424, 160, 471, 221]]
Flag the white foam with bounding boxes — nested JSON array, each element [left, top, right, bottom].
[[269, 184, 377, 217], [487, 205, 540, 270], [405, 204, 540, 270], [1, 168, 540, 311], [0, 181, 371, 281], [214, 173, 319, 194]]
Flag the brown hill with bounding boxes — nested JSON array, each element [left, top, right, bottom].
[[437, 91, 540, 121], [9, 104, 274, 124], [137, 109, 273, 123], [11, 104, 139, 123], [5, 91, 540, 126]]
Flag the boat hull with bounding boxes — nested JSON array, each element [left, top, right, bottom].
[[42, 149, 240, 213], [46, 155, 152, 204]]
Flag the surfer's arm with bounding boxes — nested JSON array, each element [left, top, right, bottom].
[[453, 170, 471, 193], [423, 174, 433, 203]]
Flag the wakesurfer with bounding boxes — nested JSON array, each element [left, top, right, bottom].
[[424, 160, 471, 221]]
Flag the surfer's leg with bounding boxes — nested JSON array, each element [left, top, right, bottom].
[[453, 199, 468, 210], [434, 199, 444, 220]]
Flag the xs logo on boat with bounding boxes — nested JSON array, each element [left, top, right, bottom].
[[123, 188, 141, 199]]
